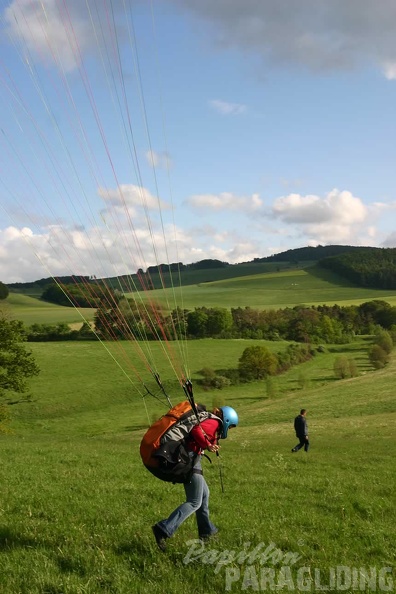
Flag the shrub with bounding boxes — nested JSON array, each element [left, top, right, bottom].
[[238, 345, 278, 381], [368, 345, 389, 369], [334, 356, 350, 379], [374, 330, 393, 355], [348, 358, 358, 377]]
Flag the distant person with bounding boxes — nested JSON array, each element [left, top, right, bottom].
[[291, 409, 309, 452]]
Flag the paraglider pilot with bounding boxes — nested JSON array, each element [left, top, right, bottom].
[[152, 405, 239, 551]]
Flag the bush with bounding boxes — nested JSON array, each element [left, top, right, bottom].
[[368, 344, 389, 369], [334, 356, 359, 379], [198, 368, 232, 390], [348, 358, 358, 377], [212, 375, 231, 390], [0, 282, 9, 300], [334, 356, 350, 379], [374, 330, 393, 355], [238, 346, 278, 381]]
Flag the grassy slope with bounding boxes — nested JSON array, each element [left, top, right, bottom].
[[141, 266, 396, 311], [1, 339, 395, 593], [2, 292, 95, 326], [7, 265, 396, 326]]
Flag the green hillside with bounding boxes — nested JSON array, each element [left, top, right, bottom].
[[5, 244, 363, 296], [4, 265, 396, 325], [1, 339, 395, 593], [141, 265, 396, 311], [2, 292, 95, 325]]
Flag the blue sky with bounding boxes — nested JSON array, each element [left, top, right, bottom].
[[0, 0, 396, 283]]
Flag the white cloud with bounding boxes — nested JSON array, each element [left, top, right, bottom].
[[5, 1, 396, 81], [0, 222, 180, 282], [209, 99, 247, 115], [4, 0, 90, 72], [187, 192, 262, 212], [382, 232, 396, 248], [98, 184, 169, 217], [3, 0, 130, 73], [169, 0, 396, 79], [271, 189, 368, 244], [272, 189, 367, 224], [145, 150, 172, 169], [383, 62, 396, 80]]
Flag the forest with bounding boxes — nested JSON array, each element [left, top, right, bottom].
[[319, 247, 396, 289]]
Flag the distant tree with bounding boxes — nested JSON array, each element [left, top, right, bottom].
[[238, 345, 278, 381], [206, 307, 233, 336], [187, 309, 209, 338], [333, 356, 350, 379], [0, 282, 9, 300], [190, 259, 228, 270], [374, 329, 393, 355], [0, 317, 40, 405], [368, 345, 389, 369], [348, 358, 358, 377], [169, 307, 188, 340], [78, 322, 94, 338]]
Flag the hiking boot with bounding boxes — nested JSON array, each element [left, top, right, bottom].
[[199, 528, 219, 542], [152, 524, 168, 552]]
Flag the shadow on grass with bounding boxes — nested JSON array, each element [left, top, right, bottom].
[[56, 555, 86, 577], [306, 265, 359, 287], [310, 376, 337, 383], [115, 537, 149, 557], [38, 585, 65, 594], [0, 526, 37, 550], [114, 536, 158, 571], [124, 424, 150, 432]]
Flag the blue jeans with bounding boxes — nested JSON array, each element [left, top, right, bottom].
[[156, 456, 218, 538]]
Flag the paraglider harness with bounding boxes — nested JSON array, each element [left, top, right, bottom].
[[140, 381, 222, 484]]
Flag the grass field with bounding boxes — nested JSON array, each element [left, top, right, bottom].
[[1, 336, 395, 593], [7, 266, 396, 327], [144, 266, 396, 311], [2, 293, 95, 326]]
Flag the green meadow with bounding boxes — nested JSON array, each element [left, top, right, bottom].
[[3, 293, 95, 326], [146, 267, 396, 311], [1, 268, 396, 593], [6, 266, 396, 325], [1, 336, 396, 593]]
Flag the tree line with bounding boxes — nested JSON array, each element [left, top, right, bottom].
[[319, 248, 396, 289], [23, 298, 396, 345]]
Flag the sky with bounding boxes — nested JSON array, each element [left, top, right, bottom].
[[1, 0, 396, 283]]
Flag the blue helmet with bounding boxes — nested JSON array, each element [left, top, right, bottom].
[[219, 406, 239, 439]]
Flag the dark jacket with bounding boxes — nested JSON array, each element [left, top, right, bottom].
[[294, 415, 308, 437]]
